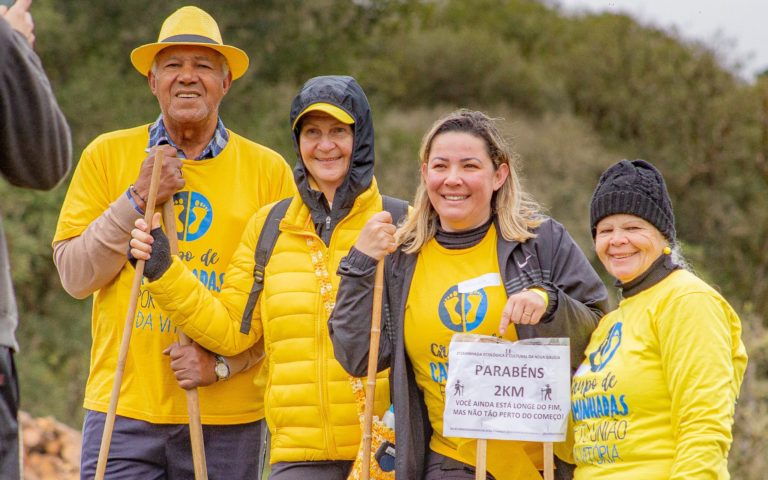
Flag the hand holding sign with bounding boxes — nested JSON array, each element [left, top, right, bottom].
[[443, 335, 570, 479], [499, 289, 547, 334]]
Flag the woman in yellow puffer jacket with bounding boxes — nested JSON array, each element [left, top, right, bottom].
[[129, 76, 394, 479]]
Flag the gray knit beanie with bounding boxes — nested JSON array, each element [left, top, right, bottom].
[[590, 159, 676, 243]]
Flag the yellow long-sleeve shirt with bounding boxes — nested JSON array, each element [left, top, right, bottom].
[[571, 269, 747, 479]]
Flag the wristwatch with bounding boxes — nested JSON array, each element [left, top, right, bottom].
[[214, 355, 231, 381]]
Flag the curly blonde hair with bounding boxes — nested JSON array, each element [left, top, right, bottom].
[[398, 109, 543, 254]]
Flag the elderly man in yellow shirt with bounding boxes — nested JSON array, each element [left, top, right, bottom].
[[53, 6, 294, 478]]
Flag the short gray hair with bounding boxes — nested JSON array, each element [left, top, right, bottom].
[[670, 243, 691, 272]]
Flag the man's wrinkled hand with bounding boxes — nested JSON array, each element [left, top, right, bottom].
[[162, 342, 217, 389]]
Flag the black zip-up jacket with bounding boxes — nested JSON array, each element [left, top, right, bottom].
[[329, 217, 609, 478]]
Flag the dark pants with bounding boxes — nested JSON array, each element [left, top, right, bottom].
[[424, 450, 496, 480], [424, 449, 575, 480], [80, 410, 264, 480], [0, 347, 20, 480], [269, 460, 353, 480]]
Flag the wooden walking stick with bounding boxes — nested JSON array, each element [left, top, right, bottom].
[[456, 292, 488, 480], [475, 439, 487, 480], [361, 260, 385, 480], [95, 150, 165, 480], [543, 442, 554, 480], [162, 201, 209, 479]]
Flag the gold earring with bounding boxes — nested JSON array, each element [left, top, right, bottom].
[[663, 246, 672, 255]]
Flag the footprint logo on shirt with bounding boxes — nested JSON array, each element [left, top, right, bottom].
[[588, 322, 622, 372], [438, 286, 488, 332], [173, 191, 213, 242]]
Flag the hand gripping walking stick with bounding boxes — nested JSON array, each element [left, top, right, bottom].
[[361, 259, 385, 480], [162, 200, 209, 479], [95, 150, 165, 480]]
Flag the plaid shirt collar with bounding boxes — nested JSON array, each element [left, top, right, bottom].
[[147, 115, 229, 160]]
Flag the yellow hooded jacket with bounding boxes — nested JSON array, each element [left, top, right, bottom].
[[147, 183, 390, 462], [147, 75, 392, 463]]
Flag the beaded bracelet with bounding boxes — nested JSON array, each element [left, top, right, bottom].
[[129, 184, 147, 204]]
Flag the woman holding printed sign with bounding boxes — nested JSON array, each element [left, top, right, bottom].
[[571, 159, 747, 479], [329, 110, 609, 479]]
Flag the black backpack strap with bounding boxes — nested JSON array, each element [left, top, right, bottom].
[[240, 198, 292, 334], [382, 195, 408, 225]]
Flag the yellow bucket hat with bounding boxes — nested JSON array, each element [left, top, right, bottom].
[[130, 6, 249, 80], [292, 103, 355, 130]]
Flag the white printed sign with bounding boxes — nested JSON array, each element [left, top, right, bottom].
[[443, 334, 570, 442]]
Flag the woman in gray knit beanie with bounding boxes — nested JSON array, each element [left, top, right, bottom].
[[569, 159, 748, 479]]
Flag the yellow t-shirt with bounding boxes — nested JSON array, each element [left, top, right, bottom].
[[571, 269, 747, 479], [53, 125, 295, 424], [405, 226, 546, 467]]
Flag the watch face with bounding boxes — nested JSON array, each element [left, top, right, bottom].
[[215, 361, 229, 379]]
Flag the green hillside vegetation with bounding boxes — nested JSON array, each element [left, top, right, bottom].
[[2, 1, 765, 477]]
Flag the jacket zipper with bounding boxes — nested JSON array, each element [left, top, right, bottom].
[[294, 223, 339, 457], [319, 217, 341, 456]]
